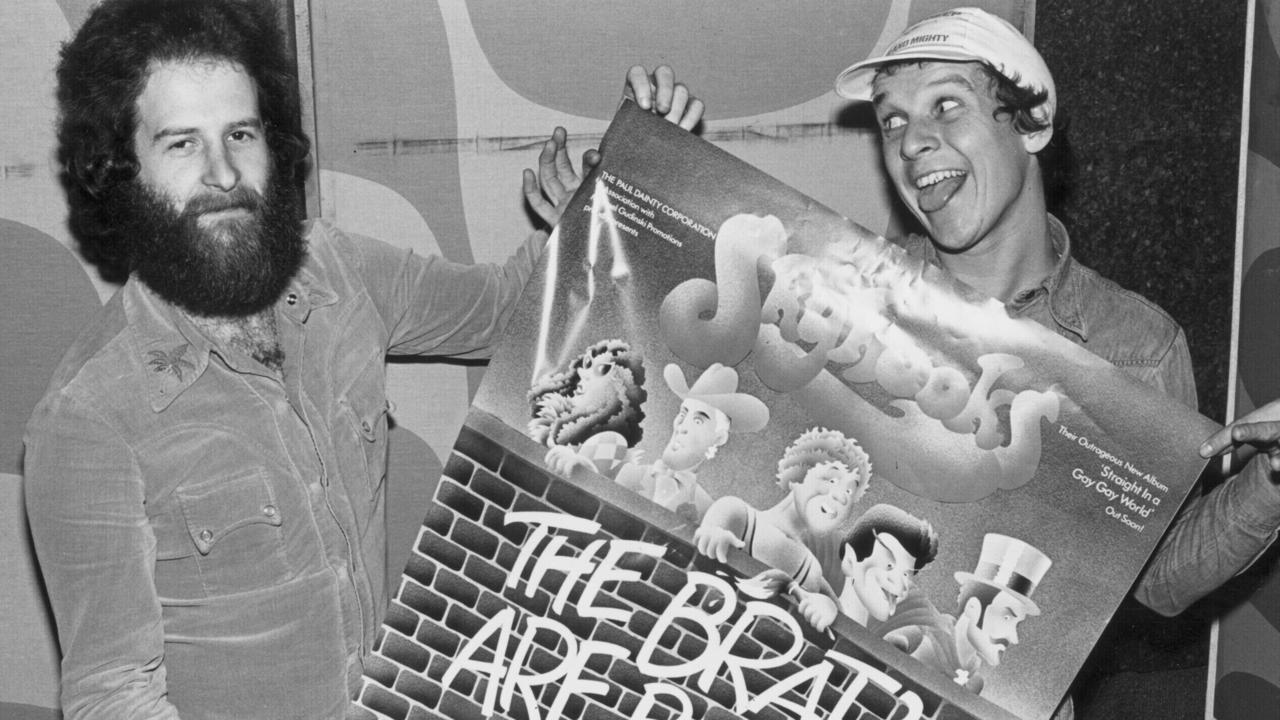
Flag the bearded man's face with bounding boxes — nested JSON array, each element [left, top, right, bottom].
[[121, 167, 303, 317], [125, 58, 304, 317]]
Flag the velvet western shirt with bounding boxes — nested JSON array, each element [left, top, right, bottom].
[[901, 215, 1280, 617], [24, 221, 541, 720]]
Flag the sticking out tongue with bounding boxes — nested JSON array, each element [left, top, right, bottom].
[[918, 174, 966, 213]]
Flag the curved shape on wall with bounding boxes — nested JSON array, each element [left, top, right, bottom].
[[0, 472, 61, 712], [466, 2, 890, 119], [309, 1, 474, 263], [0, 220, 101, 474], [1252, 0, 1280, 167], [1238, 245, 1280, 409]]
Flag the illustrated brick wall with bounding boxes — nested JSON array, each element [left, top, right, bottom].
[[354, 410, 1007, 720]]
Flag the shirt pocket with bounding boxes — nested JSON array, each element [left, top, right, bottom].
[[160, 469, 290, 597], [338, 354, 390, 501]]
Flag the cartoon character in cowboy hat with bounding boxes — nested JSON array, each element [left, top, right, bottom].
[[883, 533, 1052, 694], [547, 362, 768, 522]]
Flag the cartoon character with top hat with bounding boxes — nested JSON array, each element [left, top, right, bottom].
[[883, 533, 1052, 694]]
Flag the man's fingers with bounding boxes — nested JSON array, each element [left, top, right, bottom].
[[652, 65, 676, 114], [553, 135, 576, 183], [523, 168, 557, 226], [1200, 427, 1236, 458], [1201, 419, 1280, 457], [679, 97, 705, 131], [627, 65, 653, 109], [664, 84, 689, 124], [538, 138, 568, 203], [663, 84, 705, 130], [1232, 419, 1280, 444], [582, 149, 601, 174]]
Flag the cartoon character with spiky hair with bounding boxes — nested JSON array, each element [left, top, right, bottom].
[[528, 338, 647, 450], [695, 427, 872, 630], [838, 504, 939, 627]]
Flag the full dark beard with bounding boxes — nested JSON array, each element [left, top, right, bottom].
[[121, 175, 306, 317]]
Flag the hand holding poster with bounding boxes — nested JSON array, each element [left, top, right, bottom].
[[362, 101, 1219, 720]]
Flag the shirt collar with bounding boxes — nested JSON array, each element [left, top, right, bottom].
[[126, 243, 337, 412], [904, 214, 1088, 342], [279, 251, 338, 323], [1006, 214, 1088, 342], [125, 280, 214, 413]]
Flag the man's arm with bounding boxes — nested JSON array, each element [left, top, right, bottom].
[[25, 393, 180, 719], [351, 66, 703, 360], [342, 222, 541, 360], [522, 65, 704, 228], [1134, 399, 1280, 615]]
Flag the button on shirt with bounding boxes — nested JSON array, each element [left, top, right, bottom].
[[24, 221, 541, 720]]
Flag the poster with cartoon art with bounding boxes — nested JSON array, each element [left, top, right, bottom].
[[362, 102, 1218, 720]]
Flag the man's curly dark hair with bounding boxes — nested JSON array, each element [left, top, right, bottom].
[[56, 0, 311, 279]]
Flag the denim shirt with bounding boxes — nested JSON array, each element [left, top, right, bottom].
[[901, 216, 1280, 618], [902, 216, 1197, 408], [24, 221, 540, 720]]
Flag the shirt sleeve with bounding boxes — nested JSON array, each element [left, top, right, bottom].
[[24, 392, 181, 720], [346, 226, 547, 359], [1133, 453, 1280, 616], [1149, 327, 1198, 410]]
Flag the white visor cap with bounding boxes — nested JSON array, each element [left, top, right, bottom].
[[835, 7, 1055, 126]]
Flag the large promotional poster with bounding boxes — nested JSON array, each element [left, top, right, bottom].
[[358, 102, 1219, 720]]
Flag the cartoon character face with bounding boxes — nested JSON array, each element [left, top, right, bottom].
[[842, 532, 917, 622], [870, 61, 1049, 256], [963, 590, 1027, 667], [661, 398, 727, 471], [572, 351, 623, 413], [792, 460, 864, 535]]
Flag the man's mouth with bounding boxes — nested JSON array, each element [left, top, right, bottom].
[[914, 169, 967, 213], [198, 206, 250, 221]]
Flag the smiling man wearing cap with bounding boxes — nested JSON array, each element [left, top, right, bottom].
[[826, 7, 1280, 719], [835, 7, 1195, 409]]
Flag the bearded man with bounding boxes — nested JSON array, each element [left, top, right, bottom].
[[22, 1, 700, 718]]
